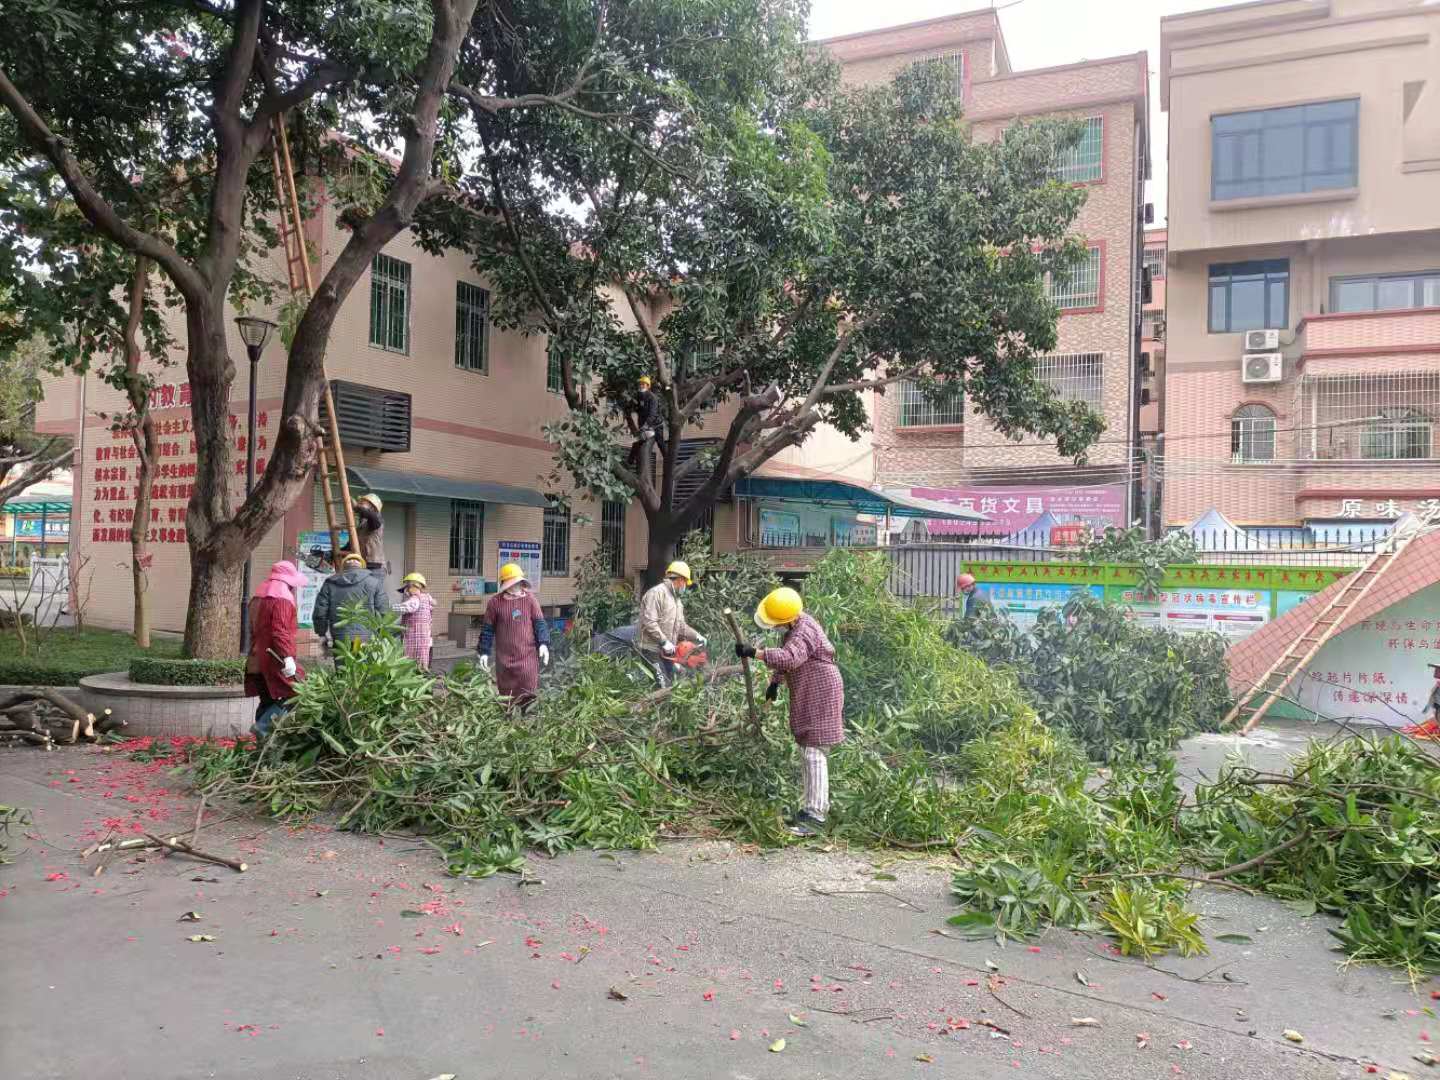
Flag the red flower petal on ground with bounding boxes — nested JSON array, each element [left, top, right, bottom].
[[702, 990, 714, 1001], [44, 872, 67, 882]]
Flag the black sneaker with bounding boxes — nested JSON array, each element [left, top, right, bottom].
[[787, 811, 826, 837]]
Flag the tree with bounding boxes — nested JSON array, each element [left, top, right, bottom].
[[0, 0, 779, 654], [430, 51, 1103, 582], [0, 328, 71, 506]]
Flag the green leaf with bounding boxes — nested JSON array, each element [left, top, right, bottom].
[[945, 912, 997, 939], [768, 1038, 786, 1053], [1215, 933, 1253, 945], [1281, 898, 1317, 918], [400, 910, 425, 918]]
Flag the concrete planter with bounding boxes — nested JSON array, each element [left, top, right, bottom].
[[77, 673, 256, 738]]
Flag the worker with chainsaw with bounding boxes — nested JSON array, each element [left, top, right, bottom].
[[312, 552, 389, 665], [478, 562, 550, 709], [244, 560, 308, 738], [393, 572, 436, 669], [637, 560, 706, 687], [736, 587, 845, 837], [353, 492, 385, 571]]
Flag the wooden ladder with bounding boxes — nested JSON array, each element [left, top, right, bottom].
[[269, 115, 360, 563], [1224, 511, 1437, 734]]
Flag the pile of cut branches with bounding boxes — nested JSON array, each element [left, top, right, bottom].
[[0, 689, 124, 749]]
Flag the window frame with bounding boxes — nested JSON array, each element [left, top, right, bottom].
[[542, 502, 571, 575], [448, 499, 484, 575], [454, 281, 490, 373], [1051, 116, 1104, 185], [1329, 270, 1440, 314], [1210, 98, 1359, 202], [908, 49, 966, 99], [1230, 404, 1277, 464], [369, 253, 412, 354], [1142, 247, 1166, 282], [600, 499, 626, 578], [545, 342, 564, 394], [1208, 259, 1290, 333], [1360, 407, 1432, 461], [1048, 244, 1105, 314], [1034, 352, 1105, 411], [897, 379, 965, 429]]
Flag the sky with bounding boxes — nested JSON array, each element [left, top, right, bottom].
[[808, 0, 1255, 226]]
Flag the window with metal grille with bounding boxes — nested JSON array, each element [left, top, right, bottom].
[[1143, 247, 1166, 282], [1230, 404, 1276, 463], [1034, 353, 1104, 410], [1051, 116, 1103, 183], [542, 503, 571, 574], [897, 380, 964, 428], [601, 500, 626, 578], [1331, 271, 1440, 314], [546, 342, 563, 393], [369, 254, 411, 353], [908, 50, 965, 97], [1363, 407, 1431, 461], [1048, 246, 1102, 311], [1141, 313, 1165, 342], [1209, 260, 1288, 332], [448, 500, 483, 574], [455, 282, 489, 372], [1212, 99, 1358, 201]]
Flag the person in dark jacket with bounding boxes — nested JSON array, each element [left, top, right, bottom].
[[312, 552, 388, 661], [245, 560, 308, 738], [353, 493, 385, 571], [736, 586, 845, 837], [956, 573, 989, 619], [626, 375, 667, 470]]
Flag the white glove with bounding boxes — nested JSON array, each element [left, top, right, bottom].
[[693, 635, 707, 649], [538, 644, 550, 667], [661, 641, 677, 657], [281, 656, 297, 679], [478, 654, 491, 672]]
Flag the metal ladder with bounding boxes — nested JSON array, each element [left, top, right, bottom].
[[1224, 510, 1437, 734], [268, 115, 360, 563]]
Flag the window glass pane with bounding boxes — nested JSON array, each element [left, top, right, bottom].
[[1377, 277, 1415, 311], [1212, 99, 1357, 200], [1334, 279, 1373, 313], [1229, 277, 1266, 330], [1266, 276, 1287, 329], [1209, 284, 1228, 332], [1424, 277, 1440, 307]]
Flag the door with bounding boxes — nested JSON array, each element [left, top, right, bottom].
[[382, 504, 410, 597]]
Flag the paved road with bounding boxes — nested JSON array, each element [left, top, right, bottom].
[[0, 722, 1433, 1080]]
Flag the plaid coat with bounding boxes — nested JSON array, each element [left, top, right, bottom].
[[481, 589, 549, 706], [394, 591, 436, 665], [762, 613, 845, 748]]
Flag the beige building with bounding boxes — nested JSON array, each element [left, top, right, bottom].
[[819, 10, 1152, 540], [1159, 0, 1440, 539]]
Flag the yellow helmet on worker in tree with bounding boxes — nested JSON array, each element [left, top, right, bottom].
[[755, 586, 803, 629], [665, 560, 692, 586], [638, 375, 652, 389], [358, 493, 382, 512], [497, 562, 527, 592], [401, 572, 427, 590]]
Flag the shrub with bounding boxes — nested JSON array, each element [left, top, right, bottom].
[[129, 657, 245, 686], [0, 660, 99, 686], [0, 565, 27, 578]]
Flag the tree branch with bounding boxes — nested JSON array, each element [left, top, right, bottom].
[[0, 442, 74, 506]]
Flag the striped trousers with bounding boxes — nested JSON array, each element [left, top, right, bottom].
[[800, 746, 830, 820]]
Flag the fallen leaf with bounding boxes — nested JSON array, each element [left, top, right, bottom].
[[399, 910, 425, 918], [607, 987, 628, 1001], [872, 872, 898, 882], [1174, 1039, 1193, 1050], [1391, 1073, 1415, 1080], [1153, 992, 1168, 1001], [1414, 1051, 1438, 1067], [1071, 1018, 1100, 1027], [985, 959, 1001, 972], [1216, 933, 1254, 945], [177, 911, 202, 922], [186, 934, 215, 943], [1074, 971, 1090, 987], [427, 1075, 457, 1080], [789, 1014, 808, 1027], [769, 1038, 786, 1053], [915, 1053, 934, 1063], [1136, 1032, 1151, 1050], [729, 1029, 740, 1040], [314, 890, 329, 898], [1282, 897, 1317, 918], [1282, 1029, 1305, 1044], [191, 876, 218, 883]]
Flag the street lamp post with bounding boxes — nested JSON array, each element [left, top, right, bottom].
[[234, 316, 277, 657]]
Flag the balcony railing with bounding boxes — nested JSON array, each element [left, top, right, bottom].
[[1293, 371, 1440, 462]]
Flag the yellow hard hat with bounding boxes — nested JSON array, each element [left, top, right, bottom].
[[358, 493, 383, 512], [665, 560, 692, 585], [755, 586, 803, 629], [401, 572, 427, 589], [638, 375, 652, 389], [497, 562, 527, 591], [340, 552, 365, 569]]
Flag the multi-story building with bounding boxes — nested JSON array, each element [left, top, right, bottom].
[[1159, 0, 1440, 540], [819, 10, 1153, 540], [1139, 227, 1168, 533]]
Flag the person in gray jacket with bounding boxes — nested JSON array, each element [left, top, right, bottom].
[[312, 553, 388, 658]]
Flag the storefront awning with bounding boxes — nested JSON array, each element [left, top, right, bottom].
[[346, 466, 549, 509], [734, 477, 988, 521], [2, 497, 72, 514]]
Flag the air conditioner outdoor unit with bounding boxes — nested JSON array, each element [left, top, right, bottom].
[[1245, 329, 1280, 351], [1242, 352, 1284, 384]]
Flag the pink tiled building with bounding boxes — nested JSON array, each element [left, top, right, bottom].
[[1159, 0, 1440, 538], [821, 10, 1153, 534]]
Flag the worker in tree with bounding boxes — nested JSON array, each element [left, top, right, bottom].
[[626, 375, 667, 469], [1401, 661, 1440, 739], [312, 552, 389, 665], [394, 572, 436, 669], [636, 560, 705, 687], [956, 573, 989, 619], [735, 587, 845, 837], [244, 560, 307, 738], [353, 493, 385, 571], [478, 562, 550, 709]]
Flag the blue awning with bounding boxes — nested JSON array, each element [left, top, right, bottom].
[[346, 466, 548, 509], [734, 477, 988, 521]]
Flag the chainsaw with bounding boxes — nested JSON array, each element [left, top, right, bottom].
[[673, 640, 708, 670]]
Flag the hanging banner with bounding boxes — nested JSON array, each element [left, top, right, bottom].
[[913, 483, 1128, 535], [976, 581, 1104, 630], [1116, 586, 1270, 642]]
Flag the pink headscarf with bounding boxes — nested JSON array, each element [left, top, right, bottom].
[[256, 560, 307, 601]]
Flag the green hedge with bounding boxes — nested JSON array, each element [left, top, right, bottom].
[[0, 566, 26, 578], [128, 657, 245, 687], [0, 661, 106, 687]]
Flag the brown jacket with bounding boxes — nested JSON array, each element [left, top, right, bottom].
[[636, 581, 698, 654]]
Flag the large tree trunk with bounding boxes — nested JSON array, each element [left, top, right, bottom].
[[644, 515, 683, 589], [186, 554, 245, 659]]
